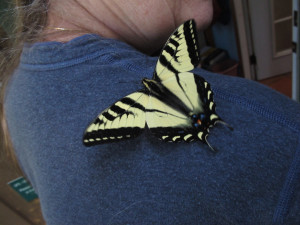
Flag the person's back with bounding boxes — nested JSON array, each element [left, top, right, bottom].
[[1, 1, 300, 224]]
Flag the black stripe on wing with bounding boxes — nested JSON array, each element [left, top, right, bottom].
[[83, 91, 147, 146], [83, 127, 143, 146], [154, 19, 201, 81], [183, 20, 201, 66]]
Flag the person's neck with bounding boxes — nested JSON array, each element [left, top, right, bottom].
[[42, 1, 169, 54]]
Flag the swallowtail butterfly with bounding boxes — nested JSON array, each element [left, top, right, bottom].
[[83, 19, 231, 151]]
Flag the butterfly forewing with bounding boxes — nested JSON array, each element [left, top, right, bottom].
[[160, 72, 205, 113], [83, 92, 148, 146], [154, 20, 201, 81]]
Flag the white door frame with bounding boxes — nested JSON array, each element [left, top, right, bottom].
[[232, 0, 254, 80], [232, 0, 293, 81]]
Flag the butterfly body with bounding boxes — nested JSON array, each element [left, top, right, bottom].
[[83, 20, 231, 151]]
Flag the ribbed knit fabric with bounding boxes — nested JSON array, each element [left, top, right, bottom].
[[5, 34, 300, 225]]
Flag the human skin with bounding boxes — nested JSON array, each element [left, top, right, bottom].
[[45, 0, 213, 54]]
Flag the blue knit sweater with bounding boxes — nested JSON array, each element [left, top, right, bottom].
[[5, 34, 300, 225]]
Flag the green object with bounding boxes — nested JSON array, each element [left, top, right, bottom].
[[8, 177, 38, 202], [0, 1, 14, 34]]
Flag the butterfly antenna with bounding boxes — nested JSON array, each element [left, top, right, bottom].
[[205, 136, 217, 153], [215, 120, 233, 131]]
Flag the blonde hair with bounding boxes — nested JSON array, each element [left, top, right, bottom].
[[0, 0, 48, 165]]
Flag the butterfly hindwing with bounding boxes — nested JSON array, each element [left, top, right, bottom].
[[83, 91, 148, 146], [146, 72, 222, 145], [146, 93, 197, 143]]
